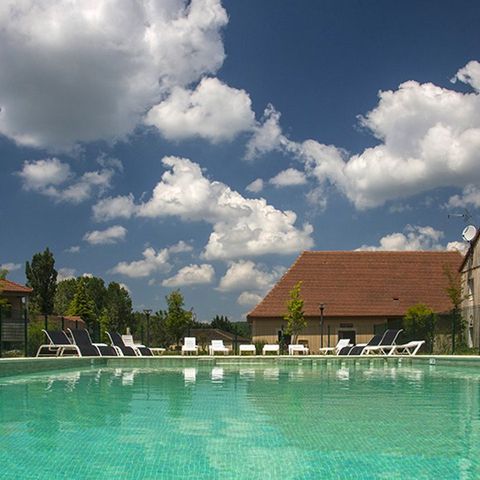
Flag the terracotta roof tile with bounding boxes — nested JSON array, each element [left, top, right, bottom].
[[0, 279, 33, 294], [248, 251, 463, 319]]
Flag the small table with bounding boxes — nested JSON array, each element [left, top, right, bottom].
[[288, 345, 309, 355], [239, 344, 256, 355]]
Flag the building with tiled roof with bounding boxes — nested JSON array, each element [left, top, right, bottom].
[[0, 278, 32, 348], [0, 278, 33, 295], [459, 228, 480, 348], [247, 250, 463, 353]]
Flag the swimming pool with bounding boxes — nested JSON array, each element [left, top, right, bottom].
[[1, 361, 479, 479]]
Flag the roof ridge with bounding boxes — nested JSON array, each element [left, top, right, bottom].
[[247, 251, 307, 318]]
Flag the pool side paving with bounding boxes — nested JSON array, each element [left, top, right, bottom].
[[2, 354, 480, 378]]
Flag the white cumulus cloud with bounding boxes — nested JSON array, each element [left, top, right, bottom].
[[18, 158, 116, 203], [0, 262, 21, 273], [57, 267, 76, 281], [83, 225, 127, 245], [245, 178, 264, 193], [162, 263, 215, 287], [259, 61, 480, 211], [447, 184, 480, 209], [0, 0, 228, 150], [217, 260, 285, 292], [356, 225, 465, 252], [269, 168, 307, 187], [95, 156, 314, 260], [245, 105, 285, 160], [18, 158, 71, 190], [237, 291, 263, 307], [111, 247, 171, 278], [145, 77, 255, 142], [93, 194, 137, 222], [167, 240, 194, 254]]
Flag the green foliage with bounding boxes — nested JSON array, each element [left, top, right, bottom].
[[27, 316, 45, 357], [164, 290, 193, 346], [254, 341, 266, 355], [25, 247, 57, 315], [103, 282, 132, 333], [444, 266, 467, 353], [403, 303, 436, 353], [83, 276, 107, 317], [54, 278, 77, 315], [210, 315, 251, 338], [284, 281, 306, 343], [68, 278, 96, 327]]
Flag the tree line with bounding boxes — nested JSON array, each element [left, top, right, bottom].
[[23, 247, 250, 350]]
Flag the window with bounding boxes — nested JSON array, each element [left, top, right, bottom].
[[338, 330, 356, 344]]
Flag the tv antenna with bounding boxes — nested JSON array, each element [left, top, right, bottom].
[[447, 208, 473, 223]]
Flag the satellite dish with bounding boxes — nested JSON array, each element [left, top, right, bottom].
[[462, 225, 477, 242]]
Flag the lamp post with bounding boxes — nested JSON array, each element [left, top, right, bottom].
[[189, 308, 196, 337], [143, 309, 152, 347], [319, 303, 325, 349]]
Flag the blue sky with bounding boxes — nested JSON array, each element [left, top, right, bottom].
[[1, 0, 479, 321]]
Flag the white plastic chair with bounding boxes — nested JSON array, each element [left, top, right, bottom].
[[209, 340, 229, 355], [262, 344, 280, 355], [182, 337, 199, 355]]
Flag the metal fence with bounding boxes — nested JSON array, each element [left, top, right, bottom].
[[0, 305, 28, 357]]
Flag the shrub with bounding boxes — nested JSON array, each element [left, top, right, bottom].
[[403, 304, 436, 353]]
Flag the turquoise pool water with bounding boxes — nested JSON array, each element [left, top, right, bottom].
[[1, 362, 480, 479]]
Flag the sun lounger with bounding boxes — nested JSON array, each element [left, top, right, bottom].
[[182, 337, 199, 355], [288, 344, 309, 355], [106, 331, 137, 356], [209, 340, 229, 355], [388, 340, 425, 356], [69, 328, 117, 356], [239, 344, 256, 355], [339, 333, 385, 355], [262, 344, 280, 355], [319, 338, 351, 355], [362, 329, 403, 355], [36, 330, 80, 357], [122, 334, 153, 356]]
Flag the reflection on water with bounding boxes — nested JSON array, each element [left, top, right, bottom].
[[183, 367, 197, 384], [1, 362, 480, 479]]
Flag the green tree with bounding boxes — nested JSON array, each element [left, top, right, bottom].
[[54, 278, 78, 315], [103, 282, 133, 334], [403, 303, 436, 353], [164, 290, 193, 347], [83, 276, 107, 317], [25, 247, 57, 329], [444, 266, 466, 354], [211, 315, 233, 332], [68, 278, 96, 327], [284, 281, 306, 343]]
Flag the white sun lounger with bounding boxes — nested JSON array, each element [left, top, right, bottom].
[[388, 340, 425, 356], [209, 340, 229, 355], [319, 338, 351, 355], [239, 344, 256, 355], [288, 344, 309, 355], [182, 337, 199, 355], [262, 344, 279, 355]]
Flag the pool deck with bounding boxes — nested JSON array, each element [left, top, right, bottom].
[[1, 354, 480, 378]]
